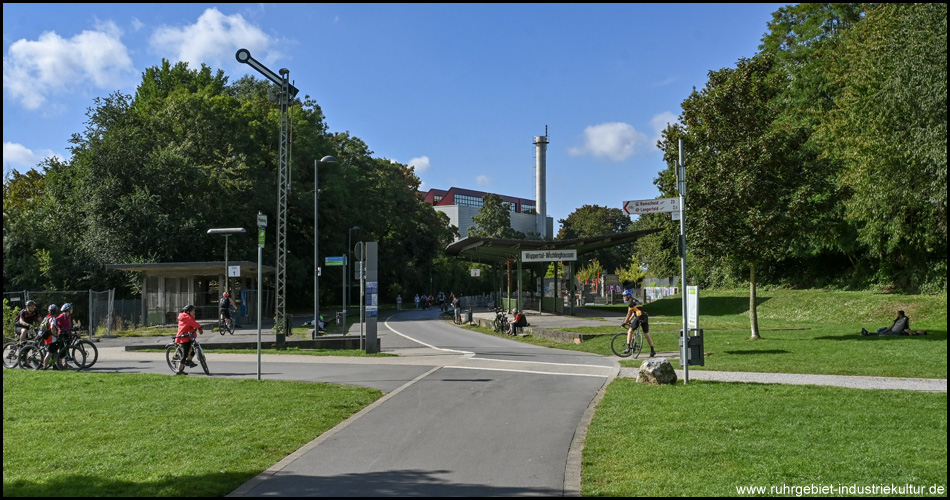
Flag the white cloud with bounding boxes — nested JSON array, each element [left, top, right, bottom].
[[3, 142, 61, 168], [150, 7, 277, 71], [2, 21, 135, 109], [568, 122, 647, 161], [475, 175, 491, 187], [407, 155, 430, 173]]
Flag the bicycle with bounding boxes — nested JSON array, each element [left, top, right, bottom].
[[3, 326, 40, 369], [165, 334, 210, 375], [217, 313, 234, 335], [18, 337, 87, 370], [611, 322, 644, 358], [491, 307, 510, 334], [62, 330, 99, 369], [3, 338, 25, 369]]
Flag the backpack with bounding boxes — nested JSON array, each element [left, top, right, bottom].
[[36, 317, 54, 341]]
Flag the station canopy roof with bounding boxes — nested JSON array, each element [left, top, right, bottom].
[[444, 228, 663, 263], [106, 261, 274, 278]]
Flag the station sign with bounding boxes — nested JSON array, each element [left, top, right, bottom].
[[521, 249, 577, 262]]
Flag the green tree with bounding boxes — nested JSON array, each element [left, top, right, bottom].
[[556, 205, 633, 274], [758, 3, 869, 286], [5, 58, 456, 308], [819, 2, 947, 292], [467, 193, 525, 239], [676, 55, 802, 339]]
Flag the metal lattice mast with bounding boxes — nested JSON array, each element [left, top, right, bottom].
[[235, 49, 300, 334], [275, 69, 291, 332]]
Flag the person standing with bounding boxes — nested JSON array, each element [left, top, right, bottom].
[[396, 294, 403, 311], [39, 304, 60, 369], [414, 294, 420, 309], [452, 295, 462, 325]]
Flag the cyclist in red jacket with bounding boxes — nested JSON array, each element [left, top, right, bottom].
[[175, 304, 204, 375]]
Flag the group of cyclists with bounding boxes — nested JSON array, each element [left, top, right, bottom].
[[13, 299, 78, 370], [9, 289, 655, 374]]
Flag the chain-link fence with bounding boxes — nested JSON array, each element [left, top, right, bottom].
[[3, 289, 114, 336], [5, 286, 273, 333]]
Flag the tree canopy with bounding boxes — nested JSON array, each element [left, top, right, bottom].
[[2, 60, 456, 307]]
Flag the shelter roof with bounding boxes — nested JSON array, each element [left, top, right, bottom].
[[444, 228, 663, 262], [106, 261, 274, 278]]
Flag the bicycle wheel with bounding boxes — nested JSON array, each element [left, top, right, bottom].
[[76, 339, 98, 368], [3, 342, 21, 369], [165, 343, 183, 373], [19, 343, 44, 370], [58, 345, 87, 371], [197, 346, 210, 376], [217, 320, 227, 336], [630, 331, 644, 359], [611, 332, 633, 357]]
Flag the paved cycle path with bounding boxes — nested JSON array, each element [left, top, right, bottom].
[[90, 307, 944, 497]]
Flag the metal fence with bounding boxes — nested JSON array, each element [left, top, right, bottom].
[[3, 289, 115, 336], [4, 287, 274, 332]]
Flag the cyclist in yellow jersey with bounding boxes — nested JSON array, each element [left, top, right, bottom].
[[622, 290, 656, 358]]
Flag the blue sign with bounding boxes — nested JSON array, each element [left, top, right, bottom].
[[366, 282, 378, 317], [325, 256, 346, 266]]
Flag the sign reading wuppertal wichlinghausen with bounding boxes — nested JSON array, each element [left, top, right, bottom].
[[521, 250, 578, 262]]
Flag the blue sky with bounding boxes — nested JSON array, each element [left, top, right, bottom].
[[3, 3, 787, 232]]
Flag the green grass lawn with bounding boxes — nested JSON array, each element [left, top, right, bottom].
[[583, 379, 948, 496], [489, 290, 947, 379], [2, 370, 381, 497]]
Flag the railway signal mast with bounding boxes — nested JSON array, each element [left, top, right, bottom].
[[236, 49, 298, 335]]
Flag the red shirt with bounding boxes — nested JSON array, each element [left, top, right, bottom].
[[176, 312, 203, 343]]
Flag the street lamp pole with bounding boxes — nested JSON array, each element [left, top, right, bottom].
[[207, 228, 247, 296], [314, 156, 337, 338]]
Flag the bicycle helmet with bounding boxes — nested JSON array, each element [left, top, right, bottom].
[[623, 289, 633, 297], [26, 300, 36, 307], [48, 304, 59, 314], [61, 303, 73, 312], [182, 304, 196, 313], [223, 292, 229, 297]]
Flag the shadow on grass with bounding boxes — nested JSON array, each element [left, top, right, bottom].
[[813, 331, 946, 342], [3, 468, 562, 497], [722, 349, 791, 355]]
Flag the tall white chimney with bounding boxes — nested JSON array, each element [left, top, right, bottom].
[[533, 134, 549, 240]]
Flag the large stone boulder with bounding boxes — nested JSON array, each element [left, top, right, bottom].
[[637, 357, 678, 385]]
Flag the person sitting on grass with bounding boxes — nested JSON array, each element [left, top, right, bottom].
[[861, 310, 926, 336]]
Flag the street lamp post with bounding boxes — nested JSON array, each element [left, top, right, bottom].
[[207, 228, 247, 296], [314, 156, 337, 339], [346, 226, 360, 328]]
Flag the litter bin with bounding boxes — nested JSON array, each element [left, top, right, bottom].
[[678, 328, 704, 366], [464, 309, 472, 324]]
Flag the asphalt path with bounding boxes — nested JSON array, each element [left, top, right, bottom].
[[88, 308, 618, 496], [77, 307, 946, 496]]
